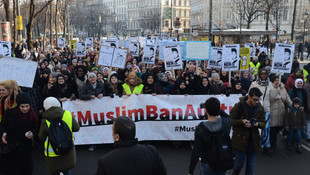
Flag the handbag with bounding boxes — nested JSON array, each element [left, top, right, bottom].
[[0, 139, 20, 156]]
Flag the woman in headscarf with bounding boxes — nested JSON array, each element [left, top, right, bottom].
[[42, 72, 58, 99], [0, 80, 19, 122], [197, 77, 211, 95], [156, 73, 174, 95], [175, 81, 190, 95], [105, 73, 123, 97], [248, 68, 272, 153], [52, 74, 76, 102], [0, 93, 38, 175], [240, 71, 252, 92], [226, 80, 247, 96], [72, 65, 88, 99], [143, 73, 156, 95], [122, 72, 144, 96]]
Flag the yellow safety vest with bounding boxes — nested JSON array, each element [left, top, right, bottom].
[[303, 69, 309, 82], [44, 110, 73, 157], [250, 62, 260, 75], [122, 83, 144, 95]]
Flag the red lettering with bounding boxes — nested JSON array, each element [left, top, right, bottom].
[[159, 108, 170, 120], [184, 105, 197, 120], [116, 107, 120, 117], [229, 106, 233, 113], [220, 104, 228, 111], [93, 113, 102, 125], [77, 111, 92, 126], [198, 108, 206, 119], [106, 112, 115, 124], [121, 106, 126, 116], [146, 105, 158, 120], [172, 108, 183, 120], [128, 109, 144, 121]]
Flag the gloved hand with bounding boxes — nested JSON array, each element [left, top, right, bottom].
[[110, 94, 114, 98], [119, 94, 122, 97]]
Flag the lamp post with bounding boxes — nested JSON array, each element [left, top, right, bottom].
[[301, 10, 309, 61]]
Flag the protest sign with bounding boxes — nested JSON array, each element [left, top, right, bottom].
[[271, 43, 295, 74], [184, 41, 211, 60], [209, 47, 222, 69], [239, 47, 251, 70], [101, 40, 118, 48], [159, 41, 184, 60], [222, 44, 240, 71], [57, 38, 65, 48], [62, 94, 240, 144], [0, 56, 37, 88], [169, 37, 178, 42], [111, 48, 127, 68], [85, 37, 93, 48], [245, 43, 255, 57], [129, 41, 139, 57], [98, 46, 114, 66], [0, 41, 11, 56], [163, 44, 183, 70], [76, 41, 86, 57], [142, 44, 156, 64], [69, 40, 77, 49], [258, 45, 268, 55]]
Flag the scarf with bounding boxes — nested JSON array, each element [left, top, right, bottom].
[[256, 77, 269, 87], [18, 106, 38, 128]]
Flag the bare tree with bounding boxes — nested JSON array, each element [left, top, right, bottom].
[[50, 1, 53, 48], [26, 0, 53, 49], [59, 0, 72, 40], [2, 0, 10, 22], [269, 0, 286, 41], [43, 8, 48, 50], [291, 0, 298, 41], [55, 0, 59, 47], [240, 0, 263, 29]]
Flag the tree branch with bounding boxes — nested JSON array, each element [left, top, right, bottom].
[[33, 0, 53, 19]]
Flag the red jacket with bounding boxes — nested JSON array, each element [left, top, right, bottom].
[[285, 73, 304, 92]]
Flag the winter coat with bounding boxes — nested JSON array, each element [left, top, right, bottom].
[[269, 83, 292, 127], [38, 107, 80, 174], [105, 82, 123, 97], [95, 139, 166, 175], [304, 83, 310, 116], [288, 87, 308, 113], [209, 79, 226, 95], [188, 110, 233, 174], [0, 107, 38, 174], [79, 81, 105, 100], [285, 73, 304, 92], [284, 106, 306, 130], [248, 81, 271, 112], [230, 96, 266, 152]]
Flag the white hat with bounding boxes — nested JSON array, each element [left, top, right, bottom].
[[43, 97, 61, 111]]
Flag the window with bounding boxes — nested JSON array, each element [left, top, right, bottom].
[[283, 10, 288, 21], [183, 21, 186, 28], [184, 10, 187, 17], [179, 0, 181, 6], [165, 21, 169, 27]]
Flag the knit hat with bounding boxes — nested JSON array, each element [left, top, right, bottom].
[[16, 92, 31, 106], [43, 97, 61, 111], [92, 67, 99, 71], [292, 97, 301, 105], [88, 72, 97, 79], [72, 59, 77, 63]]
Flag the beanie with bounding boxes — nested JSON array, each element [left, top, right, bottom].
[[88, 72, 97, 79], [16, 92, 31, 106], [43, 97, 61, 111]]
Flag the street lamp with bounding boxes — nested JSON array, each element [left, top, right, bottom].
[[301, 10, 309, 61]]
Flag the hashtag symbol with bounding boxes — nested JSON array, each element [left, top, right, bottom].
[[175, 126, 179, 132]]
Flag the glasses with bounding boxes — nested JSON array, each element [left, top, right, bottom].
[[252, 98, 260, 102]]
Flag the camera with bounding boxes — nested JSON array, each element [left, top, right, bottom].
[[249, 118, 257, 127]]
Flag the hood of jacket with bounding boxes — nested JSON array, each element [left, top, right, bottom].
[[42, 106, 65, 120], [200, 110, 233, 136]]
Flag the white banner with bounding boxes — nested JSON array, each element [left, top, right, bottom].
[[184, 41, 211, 60], [63, 95, 240, 145], [76, 41, 86, 57], [245, 43, 255, 57], [0, 56, 37, 87], [57, 38, 65, 48]]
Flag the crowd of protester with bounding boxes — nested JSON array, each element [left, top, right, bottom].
[[0, 37, 310, 174]]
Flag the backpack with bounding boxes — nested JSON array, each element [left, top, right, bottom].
[[200, 125, 234, 171], [47, 118, 73, 155]]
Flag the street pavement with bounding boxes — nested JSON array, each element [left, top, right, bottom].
[[32, 134, 310, 175]]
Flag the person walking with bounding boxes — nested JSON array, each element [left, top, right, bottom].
[[188, 97, 233, 175], [230, 87, 266, 175], [39, 97, 80, 175]]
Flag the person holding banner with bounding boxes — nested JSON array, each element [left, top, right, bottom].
[[79, 73, 105, 100], [142, 73, 156, 95], [105, 73, 123, 97], [156, 73, 174, 95], [209, 73, 226, 95], [122, 72, 144, 96]]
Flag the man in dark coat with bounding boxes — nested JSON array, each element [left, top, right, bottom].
[[95, 116, 167, 175], [230, 87, 266, 175]]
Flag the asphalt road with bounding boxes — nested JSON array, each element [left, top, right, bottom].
[[32, 134, 310, 175]]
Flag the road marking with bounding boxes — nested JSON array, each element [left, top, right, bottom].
[[301, 144, 310, 152]]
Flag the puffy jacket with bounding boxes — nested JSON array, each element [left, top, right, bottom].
[[269, 83, 292, 127], [79, 81, 105, 100], [284, 106, 306, 129]]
